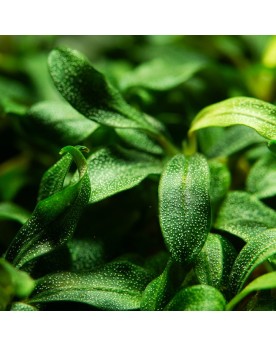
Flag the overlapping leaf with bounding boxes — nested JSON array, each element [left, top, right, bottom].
[[28, 260, 153, 310], [86, 146, 163, 203], [165, 285, 226, 311], [48, 47, 158, 134], [159, 154, 211, 263], [4, 146, 91, 269], [189, 96, 276, 140], [215, 191, 276, 242], [194, 233, 237, 292], [228, 228, 276, 295]]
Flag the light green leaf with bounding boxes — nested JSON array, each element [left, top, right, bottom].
[[0, 202, 30, 224], [28, 260, 152, 310], [159, 154, 211, 263], [48, 47, 157, 133], [215, 191, 276, 242], [87, 146, 163, 203], [165, 285, 226, 311], [227, 271, 276, 310], [119, 57, 205, 91], [194, 233, 237, 292], [229, 228, 276, 295], [189, 97, 276, 140], [10, 302, 38, 311], [4, 146, 91, 269], [26, 101, 99, 145], [246, 152, 276, 199]]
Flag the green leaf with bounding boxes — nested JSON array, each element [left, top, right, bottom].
[[199, 126, 264, 158], [228, 228, 276, 296], [159, 154, 211, 263], [194, 233, 237, 292], [10, 302, 38, 311], [4, 146, 91, 269], [26, 101, 99, 145], [0, 202, 30, 224], [268, 139, 276, 155], [209, 160, 231, 214], [227, 271, 276, 310], [0, 258, 35, 310], [86, 146, 163, 203], [115, 128, 164, 155], [119, 57, 205, 91], [28, 260, 152, 310], [140, 259, 178, 311], [48, 47, 157, 133], [246, 152, 276, 199], [215, 191, 276, 242], [165, 285, 226, 311], [189, 97, 276, 140]]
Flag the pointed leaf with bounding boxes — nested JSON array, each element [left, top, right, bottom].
[[246, 152, 276, 199], [190, 97, 276, 140], [229, 228, 276, 295], [194, 233, 237, 292], [48, 47, 157, 133], [227, 271, 276, 310], [159, 154, 211, 263], [87, 146, 163, 203], [28, 261, 152, 310], [215, 191, 276, 242], [165, 285, 226, 311], [4, 146, 91, 269]]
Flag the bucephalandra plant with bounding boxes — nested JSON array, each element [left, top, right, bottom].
[[1, 35, 276, 311]]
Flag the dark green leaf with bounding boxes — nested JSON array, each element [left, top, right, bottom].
[[229, 228, 276, 295], [4, 146, 91, 269], [86, 146, 163, 203], [190, 97, 276, 140], [246, 152, 276, 199], [26, 101, 99, 145], [194, 233, 237, 292], [165, 285, 226, 311], [227, 271, 276, 310], [159, 154, 211, 263], [48, 47, 157, 133], [215, 191, 276, 242], [0, 202, 30, 224], [28, 260, 152, 310]]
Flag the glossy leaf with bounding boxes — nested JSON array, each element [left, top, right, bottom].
[[4, 146, 91, 269], [227, 271, 276, 310], [48, 47, 157, 133], [189, 96, 276, 140], [165, 285, 226, 311], [26, 101, 99, 145], [119, 57, 205, 91], [86, 146, 163, 203], [194, 233, 237, 292], [10, 302, 38, 311], [159, 154, 211, 263], [229, 228, 276, 295], [0, 202, 30, 224], [28, 260, 152, 310], [246, 152, 276, 199], [215, 191, 276, 242]]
